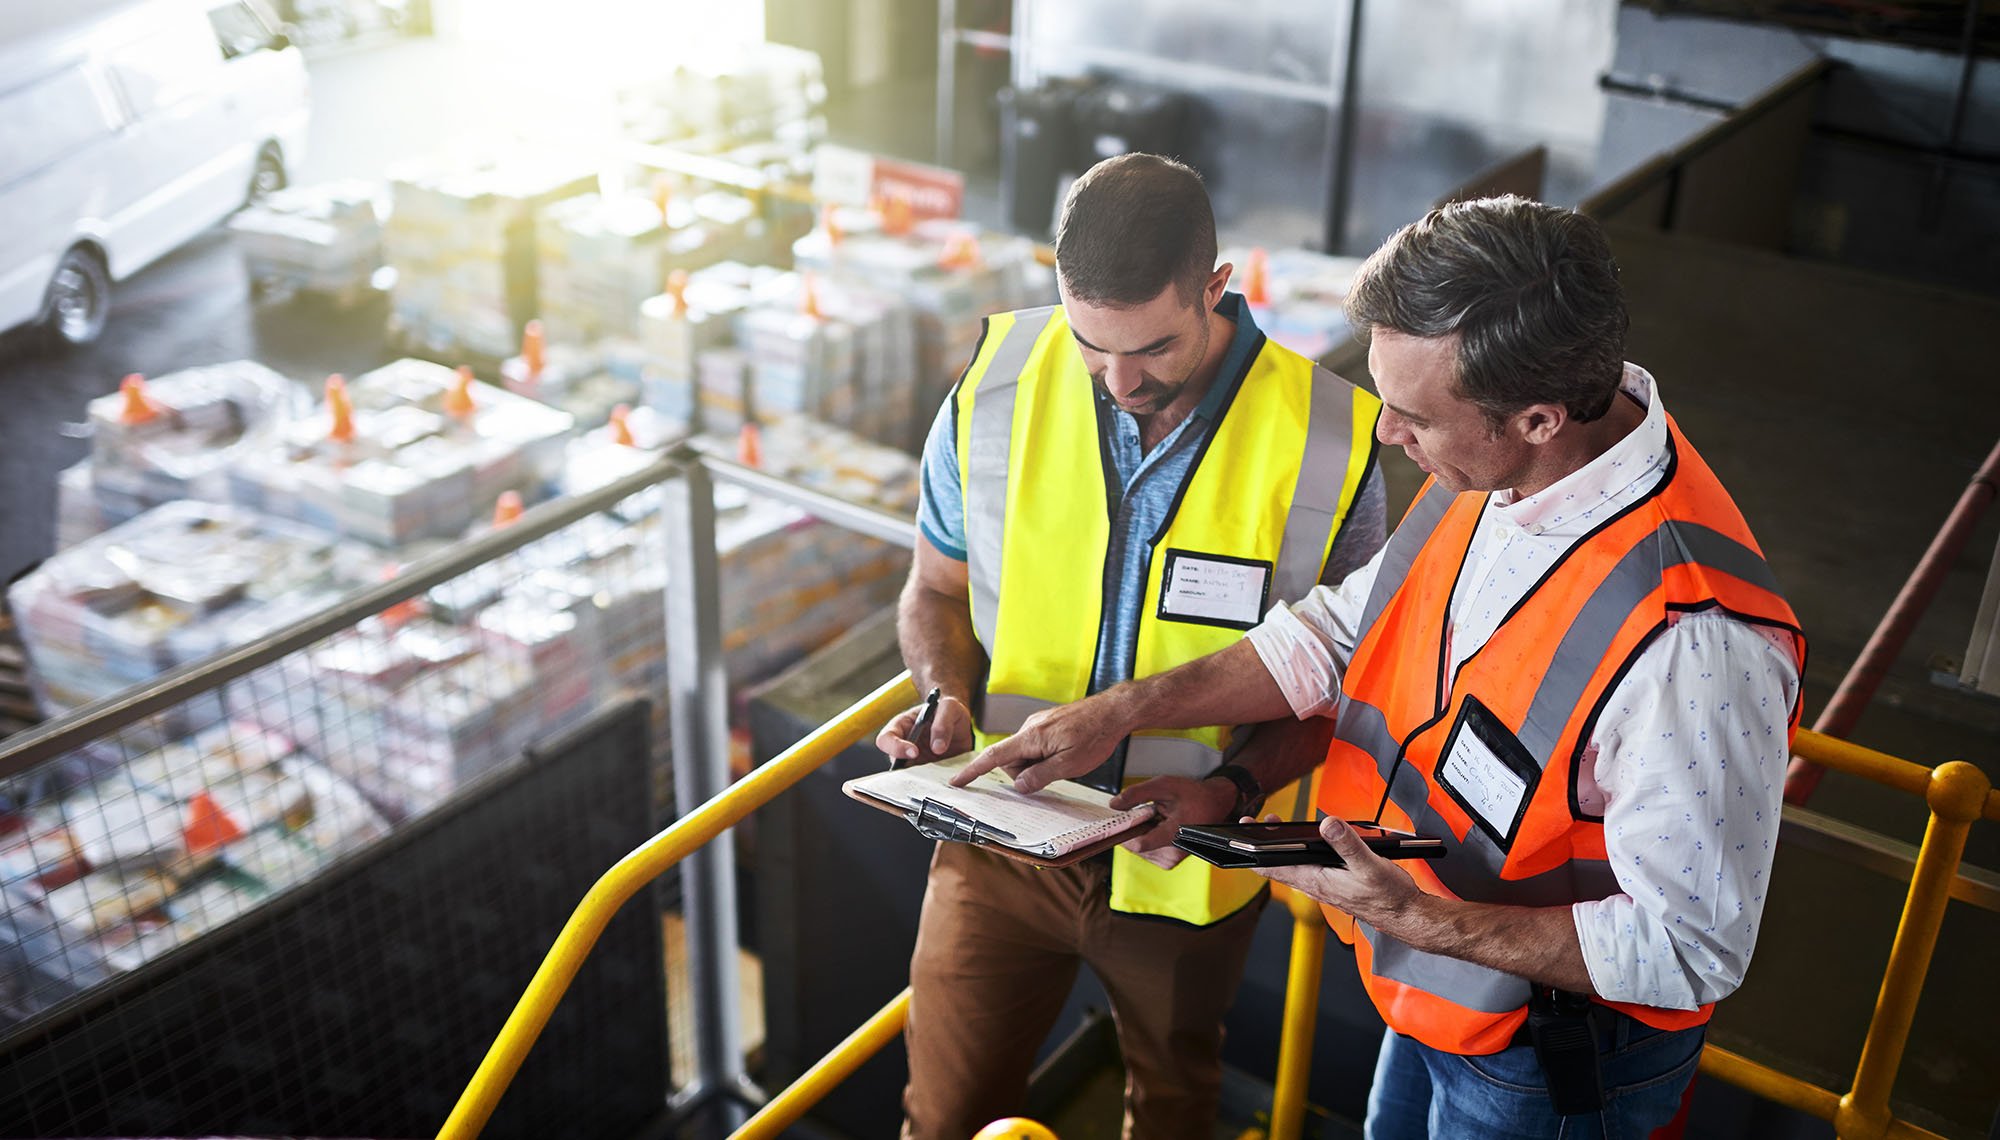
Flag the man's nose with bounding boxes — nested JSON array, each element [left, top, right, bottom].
[[1103, 356, 1145, 398], [1377, 407, 1411, 445]]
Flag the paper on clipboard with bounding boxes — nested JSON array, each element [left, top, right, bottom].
[[843, 755, 1156, 860]]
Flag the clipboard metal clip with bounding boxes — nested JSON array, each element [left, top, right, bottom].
[[912, 797, 1012, 845]]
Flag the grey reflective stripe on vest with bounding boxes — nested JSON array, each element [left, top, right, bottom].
[[1514, 520, 1785, 762], [1331, 515, 1788, 908], [964, 307, 1055, 648], [1356, 480, 1456, 643], [983, 691, 1222, 779], [1323, 705, 1622, 906], [1125, 735, 1223, 780], [1359, 921, 1533, 1014], [983, 691, 1057, 734], [1271, 367, 1361, 603]]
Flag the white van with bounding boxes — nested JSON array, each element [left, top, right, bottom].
[[0, 0, 310, 347]]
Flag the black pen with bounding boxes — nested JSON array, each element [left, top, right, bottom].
[[895, 686, 943, 770]]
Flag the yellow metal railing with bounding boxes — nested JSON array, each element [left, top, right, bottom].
[[1693, 728, 1997, 1140], [1266, 882, 1329, 1140], [734, 988, 911, 1139], [1251, 728, 1998, 1140], [437, 672, 916, 1140], [443, 692, 1994, 1140]]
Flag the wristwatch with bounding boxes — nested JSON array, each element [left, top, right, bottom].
[[1204, 762, 1266, 821]]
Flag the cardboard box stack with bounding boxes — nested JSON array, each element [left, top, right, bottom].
[[223, 614, 552, 818], [0, 721, 388, 1029], [629, 261, 925, 449], [701, 417, 919, 683], [383, 158, 596, 359], [614, 42, 827, 150], [793, 212, 1057, 450], [57, 364, 292, 548], [498, 327, 643, 434], [7, 502, 376, 749], [225, 359, 574, 549], [534, 191, 758, 345], [228, 180, 386, 296]]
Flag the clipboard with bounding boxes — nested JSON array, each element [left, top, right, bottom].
[[842, 773, 1158, 870]]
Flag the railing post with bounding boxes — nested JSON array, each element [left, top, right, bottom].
[[1836, 760, 1991, 1139], [1270, 886, 1327, 1140], [662, 452, 748, 1118]]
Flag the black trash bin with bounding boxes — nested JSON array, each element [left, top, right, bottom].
[[1071, 80, 1196, 166], [999, 78, 1095, 238]]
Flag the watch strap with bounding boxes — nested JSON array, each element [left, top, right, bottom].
[[1205, 762, 1266, 820]]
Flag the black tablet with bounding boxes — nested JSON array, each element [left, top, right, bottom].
[[1174, 821, 1446, 867]]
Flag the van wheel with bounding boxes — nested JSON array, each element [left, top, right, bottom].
[[249, 145, 287, 204], [41, 246, 110, 348]]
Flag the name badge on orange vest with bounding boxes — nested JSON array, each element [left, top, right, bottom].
[[1156, 548, 1271, 631], [1434, 696, 1542, 848]]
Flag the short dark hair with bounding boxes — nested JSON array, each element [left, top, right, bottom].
[[1346, 196, 1628, 427], [1055, 153, 1216, 309]]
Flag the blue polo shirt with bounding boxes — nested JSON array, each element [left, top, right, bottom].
[[917, 292, 1263, 697]]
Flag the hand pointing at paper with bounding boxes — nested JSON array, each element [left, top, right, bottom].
[[948, 690, 1133, 792]]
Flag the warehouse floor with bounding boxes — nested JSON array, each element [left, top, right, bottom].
[[2, 33, 1998, 1139]]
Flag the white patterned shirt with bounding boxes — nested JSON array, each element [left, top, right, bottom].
[[1245, 364, 1800, 1010]]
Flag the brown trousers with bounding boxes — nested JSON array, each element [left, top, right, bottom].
[[900, 840, 1267, 1140]]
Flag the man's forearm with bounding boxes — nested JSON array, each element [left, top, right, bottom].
[[1109, 639, 1298, 736], [1377, 895, 1595, 996], [897, 579, 984, 701]]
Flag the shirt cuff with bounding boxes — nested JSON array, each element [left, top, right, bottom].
[[1245, 603, 1342, 720]]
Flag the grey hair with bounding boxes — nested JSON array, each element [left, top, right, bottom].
[[1346, 196, 1628, 428]]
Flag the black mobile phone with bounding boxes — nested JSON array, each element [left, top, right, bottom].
[[1174, 821, 1446, 867]]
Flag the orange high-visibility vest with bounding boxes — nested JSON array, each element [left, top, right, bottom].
[[1315, 414, 1805, 1056]]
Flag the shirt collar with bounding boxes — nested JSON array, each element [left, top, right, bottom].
[[1490, 363, 1669, 536]]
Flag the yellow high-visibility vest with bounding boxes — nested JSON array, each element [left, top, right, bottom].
[[953, 303, 1381, 925]]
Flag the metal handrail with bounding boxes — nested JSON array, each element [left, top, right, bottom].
[[1268, 884, 1327, 1140], [1694, 727, 1994, 1140], [1253, 728, 1995, 1140], [733, 989, 912, 1139], [437, 671, 917, 1139], [1785, 436, 2000, 804], [0, 451, 689, 779], [1578, 58, 1831, 222]]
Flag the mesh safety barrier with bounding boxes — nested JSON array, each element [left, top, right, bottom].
[[0, 698, 668, 1138]]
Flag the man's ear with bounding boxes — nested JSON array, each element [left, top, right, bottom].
[[1514, 402, 1568, 445], [1204, 263, 1233, 309]]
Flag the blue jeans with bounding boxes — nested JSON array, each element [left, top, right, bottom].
[[1355, 1015, 1705, 1140]]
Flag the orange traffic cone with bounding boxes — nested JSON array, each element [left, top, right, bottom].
[[1244, 247, 1271, 307], [444, 365, 478, 420], [609, 403, 636, 447], [939, 229, 984, 271], [822, 203, 845, 247], [652, 175, 673, 219], [492, 489, 524, 528], [881, 190, 915, 236], [378, 563, 420, 630], [667, 269, 690, 318], [737, 421, 763, 468], [520, 319, 546, 380], [118, 373, 161, 425], [183, 790, 246, 854], [798, 271, 823, 320], [325, 374, 355, 444]]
